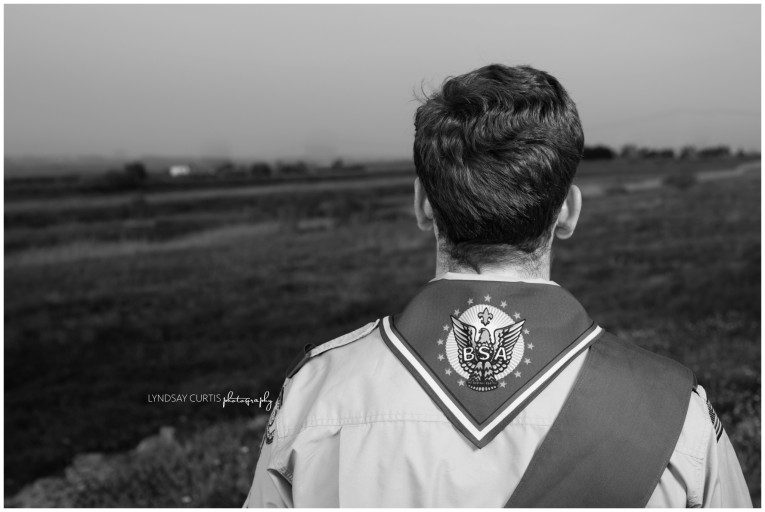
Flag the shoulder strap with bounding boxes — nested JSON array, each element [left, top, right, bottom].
[[506, 332, 694, 508], [285, 320, 379, 379]]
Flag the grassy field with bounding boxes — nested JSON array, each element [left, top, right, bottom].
[[4, 159, 760, 505]]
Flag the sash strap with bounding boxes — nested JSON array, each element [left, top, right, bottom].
[[506, 333, 694, 508]]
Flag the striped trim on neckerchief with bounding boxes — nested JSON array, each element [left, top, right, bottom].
[[381, 278, 603, 448]]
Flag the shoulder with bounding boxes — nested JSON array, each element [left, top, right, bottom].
[[287, 319, 387, 388], [594, 332, 696, 404], [267, 320, 382, 441], [603, 333, 705, 442], [595, 333, 703, 453], [271, 319, 431, 438], [649, 386, 723, 507], [673, 384, 715, 459], [285, 319, 382, 379], [599, 331, 694, 378]]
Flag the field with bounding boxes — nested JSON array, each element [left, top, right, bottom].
[[4, 158, 761, 506]]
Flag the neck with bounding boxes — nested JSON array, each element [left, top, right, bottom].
[[434, 243, 552, 281]]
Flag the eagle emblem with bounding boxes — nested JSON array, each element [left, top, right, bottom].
[[447, 306, 526, 391]]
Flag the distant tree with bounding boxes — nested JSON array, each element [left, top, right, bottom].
[[277, 161, 308, 176], [680, 146, 698, 160], [250, 162, 272, 178], [656, 148, 675, 159], [734, 148, 760, 160], [215, 160, 235, 176], [582, 145, 616, 160], [331, 158, 345, 170], [698, 145, 731, 159], [124, 161, 148, 183], [84, 161, 148, 193], [638, 147, 675, 159], [620, 144, 640, 159]]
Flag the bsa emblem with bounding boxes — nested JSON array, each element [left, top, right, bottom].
[[439, 298, 529, 391]]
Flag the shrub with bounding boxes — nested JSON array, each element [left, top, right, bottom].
[[6, 418, 268, 507], [583, 145, 616, 160], [663, 173, 698, 190]]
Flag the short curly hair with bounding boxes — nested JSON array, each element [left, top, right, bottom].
[[413, 64, 584, 269]]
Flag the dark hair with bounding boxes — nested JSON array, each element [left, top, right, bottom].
[[413, 64, 584, 269]]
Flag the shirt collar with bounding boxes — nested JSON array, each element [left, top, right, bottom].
[[430, 271, 559, 287]]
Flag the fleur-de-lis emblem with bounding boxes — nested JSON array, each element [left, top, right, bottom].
[[477, 307, 493, 326]]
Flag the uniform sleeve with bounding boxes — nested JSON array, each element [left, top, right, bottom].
[[243, 387, 293, 508], [243, 439, 293, 508], [695, 386, 753, 508]]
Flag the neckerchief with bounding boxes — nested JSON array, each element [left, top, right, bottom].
[[380, 277, 603, 448]]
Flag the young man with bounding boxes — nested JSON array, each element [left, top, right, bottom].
[[244, 64, 752, 507]]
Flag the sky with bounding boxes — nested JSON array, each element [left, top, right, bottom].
[[4, 4, 761, 162]]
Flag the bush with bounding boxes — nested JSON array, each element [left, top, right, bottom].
[[663, 173, 698, 190], [124, 162, 148, 182], [276, 161, 308, 176], [583, 145, 616, 160], [6, 419, 267, 507], [605, 185, 629, 195], [250, 162, 272, 178], [81, 162, 148, 193]]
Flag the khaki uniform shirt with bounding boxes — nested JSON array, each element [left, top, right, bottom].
[[244, 276, 752, 508]]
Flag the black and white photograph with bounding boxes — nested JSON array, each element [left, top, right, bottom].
[[3, 3, 761, 508]]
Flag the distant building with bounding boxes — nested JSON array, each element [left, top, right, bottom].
[[168, 165, 191, 177]]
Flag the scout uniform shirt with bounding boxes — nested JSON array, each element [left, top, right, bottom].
[[244, 272, 752, 507]]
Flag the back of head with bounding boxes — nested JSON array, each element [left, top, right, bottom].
[[413, 64, 584, 270]]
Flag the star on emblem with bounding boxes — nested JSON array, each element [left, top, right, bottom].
[[437, 338, 444, 345], [437, 354, 445, 361], [499, 381, 507, 388], [514, 371, 522, 378], [513, 312, 521, 319], [443, 324, 450, 331], [523, 329, 530, 335], [445, 368, 452, 376], [484, 294, 491, 302], [458, 379, 465, 387], [467, 298, 474, 305], [453, 309, 460, 316], [527, 342, 534, 350], [500, 300, 507, 308], [524, 358, 532, 365]]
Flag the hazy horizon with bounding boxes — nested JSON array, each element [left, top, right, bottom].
[[5, 4, 761, 163]]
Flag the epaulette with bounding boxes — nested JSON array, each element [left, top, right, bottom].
[[285, 319, 380, 379]]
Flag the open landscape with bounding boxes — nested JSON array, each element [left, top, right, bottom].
[[4, 157, 761, 506]]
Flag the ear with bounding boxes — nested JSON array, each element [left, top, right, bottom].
[[554, 184, 582, 240], [413, 178, 435, 232]]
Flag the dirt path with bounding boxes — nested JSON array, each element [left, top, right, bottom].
[[577, 160, 760, 197], [7, 160, 760, 214], [4, 175, 415, 214]]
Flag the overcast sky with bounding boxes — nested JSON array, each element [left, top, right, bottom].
[[5, 4, 761, 162]]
